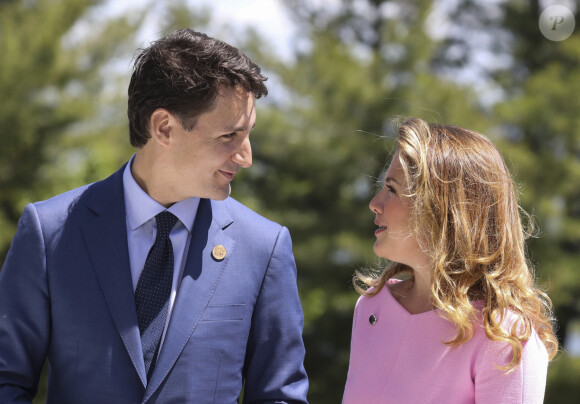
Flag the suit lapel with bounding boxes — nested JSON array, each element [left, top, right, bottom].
[[81, 166, 147, 388], [144, 198, 235, 401]]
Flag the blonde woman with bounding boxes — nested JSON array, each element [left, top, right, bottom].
[[342, 118, 558, 403]]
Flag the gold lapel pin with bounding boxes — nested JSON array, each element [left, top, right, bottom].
[[212, 245, 227, 261]]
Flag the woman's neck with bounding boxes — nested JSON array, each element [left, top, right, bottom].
[[389, 268, 433, 314]]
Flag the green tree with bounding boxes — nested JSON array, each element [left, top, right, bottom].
[[423, 0, 580, 400], [231, 1, 489, 401], [492, 1, 580, 401], [7, 0, 577, 402], [0, 0, 142, 264], [0, 0, 143, 401]]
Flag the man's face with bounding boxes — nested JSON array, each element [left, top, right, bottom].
[[169, 86, 256, 201]]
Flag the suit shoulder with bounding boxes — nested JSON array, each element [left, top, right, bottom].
[[222, 197, 283, 231], [33, 183, 93, 216], [214, 198, 289, 250], [32, 165, 125, 218]]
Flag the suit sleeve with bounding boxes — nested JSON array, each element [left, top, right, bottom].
[[474, 330, 548, 404], [242, 226, 309, 404], [0, 204, 50, 403]]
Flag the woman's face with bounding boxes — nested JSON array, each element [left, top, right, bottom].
[[369, 151, 428, 269]]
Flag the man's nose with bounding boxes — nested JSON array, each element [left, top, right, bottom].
[[233, 137, 252, 168]]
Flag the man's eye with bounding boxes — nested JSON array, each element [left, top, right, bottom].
[[222, 132, 237, 139], [387, 185, 396, 194]]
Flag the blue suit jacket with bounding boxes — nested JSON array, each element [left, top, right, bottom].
[[0, 165, 309, 403]]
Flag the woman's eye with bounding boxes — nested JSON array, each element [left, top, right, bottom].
[[387, 185, 396, 194]]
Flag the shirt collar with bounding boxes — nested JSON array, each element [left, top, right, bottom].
[[123, 154, 200, 233]]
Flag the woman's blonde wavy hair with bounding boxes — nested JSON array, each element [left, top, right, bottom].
[[355, 117, 558, 371]]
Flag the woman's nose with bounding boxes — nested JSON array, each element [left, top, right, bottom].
[[369, 191, 383, 214]]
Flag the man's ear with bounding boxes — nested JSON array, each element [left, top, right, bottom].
[[150, 108, 177, 147]]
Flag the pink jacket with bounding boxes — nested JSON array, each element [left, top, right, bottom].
[[343, 283, 548, 404]]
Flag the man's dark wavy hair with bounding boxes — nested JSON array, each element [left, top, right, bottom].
[[127, 29, 268, 148]]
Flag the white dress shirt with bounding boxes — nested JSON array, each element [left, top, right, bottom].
[[122, 155, 200, 346]]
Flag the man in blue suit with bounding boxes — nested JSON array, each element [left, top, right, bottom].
[[0, 29, 309, 403]]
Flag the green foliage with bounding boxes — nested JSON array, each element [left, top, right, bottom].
[[545, 353, 580, 403], [3, 0, 579, 402], [490, 8, 580, 392], [492, 1, 580, 355], [231, 1, 490, 401], [0, 0, 141, 263], [238, 0, 580, 400]]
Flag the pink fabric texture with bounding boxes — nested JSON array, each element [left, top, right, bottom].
[[342, 282, 548, 404]]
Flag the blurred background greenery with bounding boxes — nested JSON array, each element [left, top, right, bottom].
[[1, 0, 579, 402]]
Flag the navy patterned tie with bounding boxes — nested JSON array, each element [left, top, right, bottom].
[[135, 211, 178, 381]]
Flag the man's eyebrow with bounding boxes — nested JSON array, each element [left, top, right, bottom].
[[225, 122, 256, 133]]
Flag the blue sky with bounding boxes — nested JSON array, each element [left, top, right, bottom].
[[103, 0, 297, 61]]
